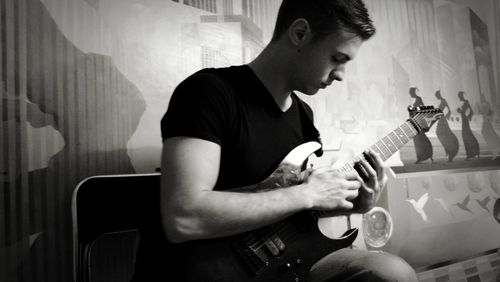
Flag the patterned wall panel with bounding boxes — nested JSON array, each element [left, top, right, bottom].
[[0, 0, 145, 281]]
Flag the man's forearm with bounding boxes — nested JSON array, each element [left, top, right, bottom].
[[162, 184, 310, 243]]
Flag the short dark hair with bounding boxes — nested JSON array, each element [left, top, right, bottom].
[[271, 0, 375, 42]]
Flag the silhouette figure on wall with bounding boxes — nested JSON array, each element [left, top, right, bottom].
[[409, 87, 433, 163], [435, 90, 459, 162], [479, 92, 500, 160], [494, 198, 500, 224], [457, 91, 480, 160]]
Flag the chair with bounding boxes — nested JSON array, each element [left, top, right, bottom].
[[72, 173, 161, 282]]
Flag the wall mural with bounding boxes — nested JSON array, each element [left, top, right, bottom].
[[0, 0, 499, 281], [383, 170, 500, 269], [310, 1, 500, 177]]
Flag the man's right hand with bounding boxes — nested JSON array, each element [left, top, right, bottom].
[[302, 167, 362, 211]]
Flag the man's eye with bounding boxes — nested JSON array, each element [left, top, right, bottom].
[[332, 55, 344, 63]]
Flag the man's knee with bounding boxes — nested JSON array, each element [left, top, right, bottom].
[[361, 251, 418, 282], [309, 248, 418, 282]]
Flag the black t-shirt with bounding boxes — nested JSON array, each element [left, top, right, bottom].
[[132, 65, 322, 281], [161, 65, 321, 189]]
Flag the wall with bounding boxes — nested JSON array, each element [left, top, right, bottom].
[[0, 0, 499, 281], [1, 0, 145, 281]]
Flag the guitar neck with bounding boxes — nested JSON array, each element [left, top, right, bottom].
[[336, 120, 420, 173], [310, 120, 420, 220]]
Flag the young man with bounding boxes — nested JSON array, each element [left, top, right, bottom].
[[132, 0, 418, 281]]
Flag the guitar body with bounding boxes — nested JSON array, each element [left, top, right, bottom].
[[180, 213, 358, 282]]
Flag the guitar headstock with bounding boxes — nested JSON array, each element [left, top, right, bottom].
[[408, 105, 444, 133]]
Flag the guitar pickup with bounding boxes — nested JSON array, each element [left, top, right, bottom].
[[273, 237, 286, 251], [264, 237, 286, 256]]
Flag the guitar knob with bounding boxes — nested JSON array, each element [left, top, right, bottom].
[[280, 262, 293, 273]]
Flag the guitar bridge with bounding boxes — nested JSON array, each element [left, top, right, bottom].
[[233, 240, 269, 275]]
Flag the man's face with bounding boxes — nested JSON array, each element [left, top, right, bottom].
[[291, 30, 363, 95]]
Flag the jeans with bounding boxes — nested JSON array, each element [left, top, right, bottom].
[[308, 248, 419, 282]]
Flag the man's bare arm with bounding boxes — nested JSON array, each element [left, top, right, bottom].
[[160, 137, 362, 243]]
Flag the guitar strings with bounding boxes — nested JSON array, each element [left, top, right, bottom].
[[248, 222, 301, 251], [246, 211, 320, 250]]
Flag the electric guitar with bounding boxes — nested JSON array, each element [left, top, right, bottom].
[[179, 106, 444, 282]]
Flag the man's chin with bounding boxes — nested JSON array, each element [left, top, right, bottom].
[[301, 87, 320, 96]]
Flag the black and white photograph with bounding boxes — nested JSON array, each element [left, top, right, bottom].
[[1, 0, 499, 281]]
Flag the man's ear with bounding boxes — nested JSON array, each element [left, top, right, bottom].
[[288, 18, 311, 47]]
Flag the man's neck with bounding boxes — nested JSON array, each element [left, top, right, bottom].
[[248, 43, 294, 112]]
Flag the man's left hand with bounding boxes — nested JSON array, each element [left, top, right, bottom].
[[351, 150, 388, 213]]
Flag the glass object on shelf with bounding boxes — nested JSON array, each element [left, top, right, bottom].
[[362, 206, 393, 248]]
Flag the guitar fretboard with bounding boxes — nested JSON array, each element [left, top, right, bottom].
[[336, 120, 419, 173]]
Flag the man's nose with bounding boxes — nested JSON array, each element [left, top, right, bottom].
[[330, 67, 345, 82]]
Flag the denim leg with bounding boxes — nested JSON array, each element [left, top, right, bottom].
[[308, 248, 418, 282]]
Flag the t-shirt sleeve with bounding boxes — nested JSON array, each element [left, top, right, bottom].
[[160, 72, 232, 145]]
